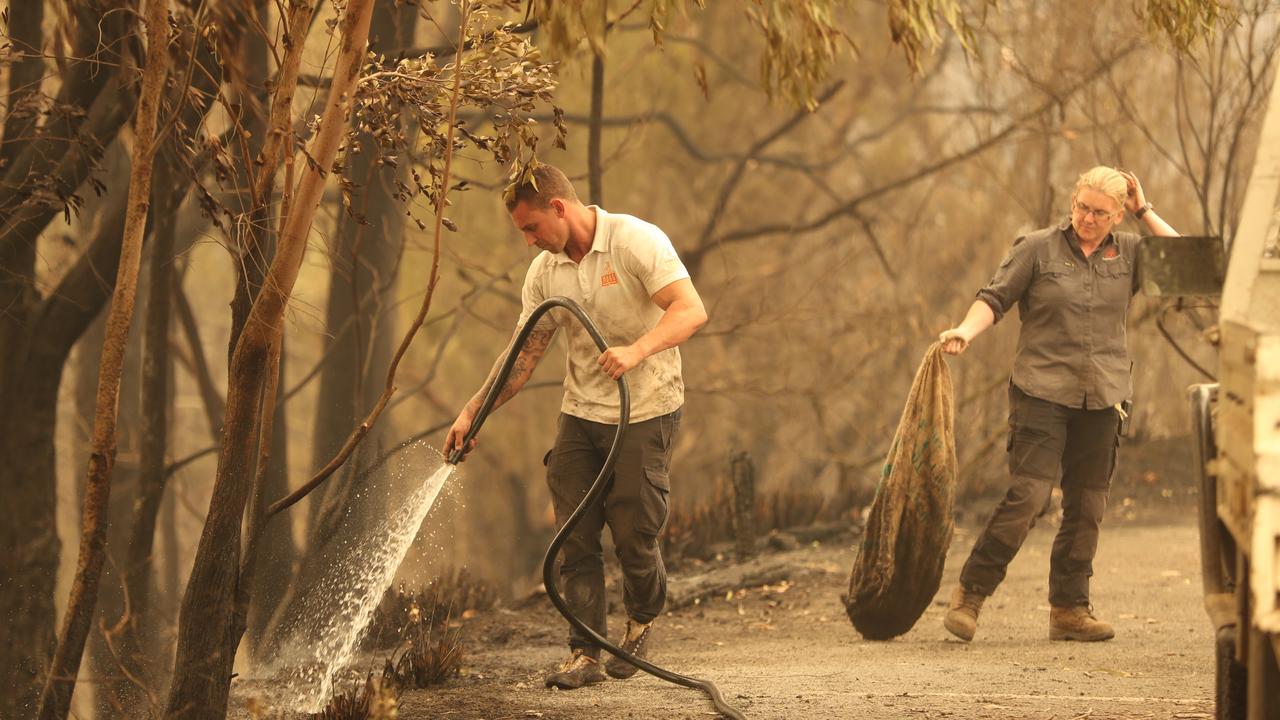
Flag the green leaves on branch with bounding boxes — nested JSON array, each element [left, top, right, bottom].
[[525, 0, 703, 55], [351, 1, 563, 222], [521, 0, 1228, 112], [1137, 0, 1231, 51], [746, 0, 854, 111], [526, 0, 608, 56], [521, 0, 990, 110], [647, 0, 705, 47], [888, 0, 997, 74]]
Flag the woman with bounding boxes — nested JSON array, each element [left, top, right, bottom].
[[938, 166, 1179, 642]]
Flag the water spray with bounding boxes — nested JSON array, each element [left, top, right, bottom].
[[448, 296, 746, 720], [268, 457, 455, 712]]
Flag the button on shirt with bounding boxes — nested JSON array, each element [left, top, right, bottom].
[[517, 206, 690, 424], [976, 220, 1141, 410]]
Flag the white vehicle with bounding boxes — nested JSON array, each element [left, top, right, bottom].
[[1175, 65, 1280, 720]]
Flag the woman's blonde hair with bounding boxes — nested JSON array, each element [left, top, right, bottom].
[[1073, 166, 1128, 210]]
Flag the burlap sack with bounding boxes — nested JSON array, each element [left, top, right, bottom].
[[843, 343, 957, 640]]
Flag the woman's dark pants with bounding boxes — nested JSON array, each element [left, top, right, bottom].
[[959, 386, 1120, 607]]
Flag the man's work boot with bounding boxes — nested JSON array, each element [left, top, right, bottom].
[[604, 619, 654, 679], [943, 585, 986, 642], [1049, 605, 1115, 642], [544, 649, 606, 689]]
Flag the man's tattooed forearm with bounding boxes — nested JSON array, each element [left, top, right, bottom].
[[470, 325, 555, 411]]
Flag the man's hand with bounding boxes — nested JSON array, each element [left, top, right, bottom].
[[598, 344, 645, 380], [939, 328, 971, 355], [444, 408, 478, 463]]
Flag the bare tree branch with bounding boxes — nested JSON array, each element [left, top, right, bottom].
[[264, 3, 471, 520], [696, 82, 846, 251], [684, 47, 1139, 273]]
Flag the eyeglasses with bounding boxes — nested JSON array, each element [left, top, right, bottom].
[[1072, 200, 1118, 221]]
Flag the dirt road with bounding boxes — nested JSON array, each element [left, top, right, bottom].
[[397, 512, 1213, 720]]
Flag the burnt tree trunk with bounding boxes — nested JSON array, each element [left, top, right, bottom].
[[0, 4, 131, 714], [0, 0, 44, 173], [0, 357, 70, 714], [116, 175, 178, 701], [245, 345, 292, 657], [588, 14, 605, 207], [164, 4, 376, 715], [225, 0, 319, 360], [0, 1, 129, 222], [730, 452, 757, 562], [309, 0, 415, 501], [292, 0, 416, 629], [238, 0, 299, 656], [68, 188, 115, 716], [118, 14, 224, 695], [78, 215, 144, 717], [0, 172, 130, 718], [37, 0, 172, 713]]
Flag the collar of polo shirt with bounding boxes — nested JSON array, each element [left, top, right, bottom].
[[548, 206, 612, 265]]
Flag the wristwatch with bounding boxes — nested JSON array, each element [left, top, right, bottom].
[[1135, 202, 1153, 219]]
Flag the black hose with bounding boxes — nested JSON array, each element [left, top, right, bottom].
[[448, 296, 747, 720]]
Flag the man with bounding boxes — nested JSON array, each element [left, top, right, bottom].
[[444, 163, 707, 688], [937, 167, 1178, 642]]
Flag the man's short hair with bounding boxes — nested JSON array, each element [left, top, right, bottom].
[[504, 163, 580, 211]]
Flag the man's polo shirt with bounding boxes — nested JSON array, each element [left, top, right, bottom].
[[517, 206, 690, 424], [976, 219, 1142, 410]]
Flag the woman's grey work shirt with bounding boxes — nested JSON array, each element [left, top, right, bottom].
[[976, 219, 1141, 410]]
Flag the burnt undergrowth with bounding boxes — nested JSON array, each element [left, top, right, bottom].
[[305, 568, 497, 719]]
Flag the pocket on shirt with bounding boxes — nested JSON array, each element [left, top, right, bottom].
[[1037, 258, 1075, 277], [1095, 257, 1132, 278], [1096, 257, 1133, 301]]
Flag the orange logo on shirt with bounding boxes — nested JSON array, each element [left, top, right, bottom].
[[601, 264, 619, 287]]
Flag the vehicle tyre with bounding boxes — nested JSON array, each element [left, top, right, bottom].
[[1216, 625, 1247, 720]]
